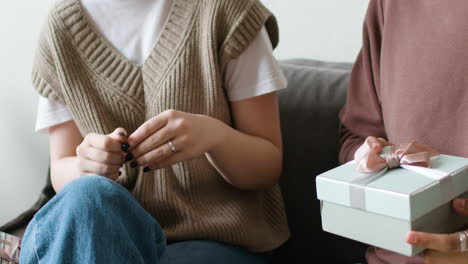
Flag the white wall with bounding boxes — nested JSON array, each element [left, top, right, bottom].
[[0, 1, 54, 226], [263, 0, 369, 62], [0, 0, 368, 227]]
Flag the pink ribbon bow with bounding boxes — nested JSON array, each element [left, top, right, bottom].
[[354, 138, 440, 173], [0, 234, 21, 264]]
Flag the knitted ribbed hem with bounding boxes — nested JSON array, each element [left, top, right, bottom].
[[219, 0, 278, 71], [32, 70, 64, 104]]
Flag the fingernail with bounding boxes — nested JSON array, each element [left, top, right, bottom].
[[143, 167, 150, 173], [455, 199, 466, 210], [130, 161, 139, 168], [125, 153, 133, 162], [118, 132, 127, 138], [121, 143, 130, 152]]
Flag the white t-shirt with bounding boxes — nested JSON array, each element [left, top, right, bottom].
[[35, 0, 287, 133]]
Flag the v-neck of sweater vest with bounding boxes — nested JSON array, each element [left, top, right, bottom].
[[51, 0, 198, 97]]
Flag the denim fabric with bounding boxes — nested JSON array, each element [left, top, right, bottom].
[[19, 176, 271, 264]]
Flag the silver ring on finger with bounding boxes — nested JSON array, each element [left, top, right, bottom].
[[459, 231, 468, 252], [168, 140, 177, 153]]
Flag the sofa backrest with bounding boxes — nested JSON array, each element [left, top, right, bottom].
[[275, 59, 367, 263]]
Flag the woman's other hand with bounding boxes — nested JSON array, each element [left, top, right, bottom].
[[50, 121, 130, 192], [76, 127, 129, 180], [358, 136, 391, 154], [406, 198, 468, 264]]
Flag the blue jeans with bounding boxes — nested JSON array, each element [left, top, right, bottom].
[[20, 176, 272, 264]]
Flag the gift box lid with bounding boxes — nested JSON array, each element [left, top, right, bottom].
[[316, 154, 468, 221]]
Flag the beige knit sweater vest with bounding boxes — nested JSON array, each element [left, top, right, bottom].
[[32, 0, 290, 252]]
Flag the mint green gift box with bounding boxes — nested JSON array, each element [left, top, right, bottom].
[[316, 153, 468, 256]]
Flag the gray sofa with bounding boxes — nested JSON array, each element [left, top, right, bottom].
[[1, 59, 368, 263], [273, 59, 367, 263]]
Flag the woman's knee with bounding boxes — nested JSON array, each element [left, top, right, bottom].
[[43, 176, 134, 217], [62, 175, 125, 198]]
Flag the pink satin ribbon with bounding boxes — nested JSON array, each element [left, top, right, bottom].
[[354, 138, 440, 173], [0, 234, 21, 264]]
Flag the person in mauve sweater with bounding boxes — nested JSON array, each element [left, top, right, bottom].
[[339, 0, 468, 263]]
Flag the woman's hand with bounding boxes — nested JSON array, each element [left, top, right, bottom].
[[76, 128, 130, 180], [358, 136, 392, 153], [127, 92, 282, 190], [127, 110, 226, 171], [406, 198, 468, 264]]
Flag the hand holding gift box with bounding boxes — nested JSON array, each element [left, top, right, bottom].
[[405, 199, 468, 264], [316, 137, 468, 256], [354, 139, 439, 174]]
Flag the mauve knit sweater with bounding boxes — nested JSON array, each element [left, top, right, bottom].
[[339, 0, 468, 263]]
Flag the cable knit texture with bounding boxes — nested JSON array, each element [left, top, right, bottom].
[[31, 0, 289, 252]]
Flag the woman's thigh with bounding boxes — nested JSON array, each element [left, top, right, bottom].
[[160, 240, 272, 264]]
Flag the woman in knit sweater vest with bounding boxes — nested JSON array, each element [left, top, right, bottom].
[[340, 0, 468, 263], [20, 0, 290, 263]]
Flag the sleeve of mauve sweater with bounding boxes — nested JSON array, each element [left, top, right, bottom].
[[338, 0, 388, 164]]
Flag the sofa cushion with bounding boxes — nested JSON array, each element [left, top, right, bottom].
[[274, 59, 367, 263]]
